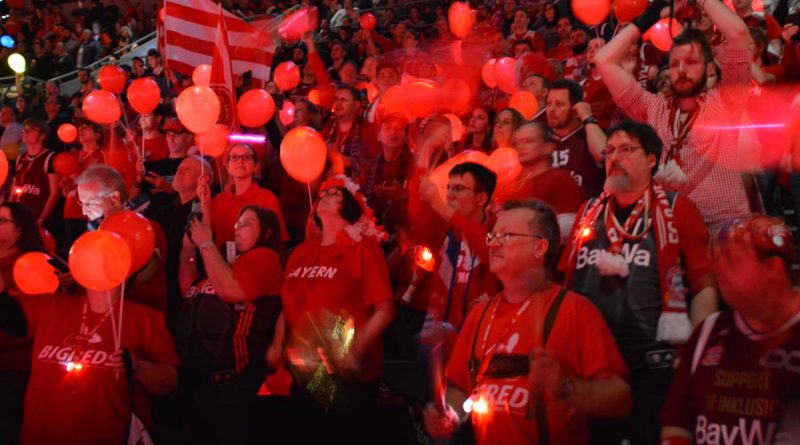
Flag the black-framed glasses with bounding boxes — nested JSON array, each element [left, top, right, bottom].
[[486, 231, 544, 245], [229, 154, 254, 163], [0, 217, 13, 225], [601, 145, 643, 159]]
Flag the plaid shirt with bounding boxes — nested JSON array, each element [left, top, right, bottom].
[[612, 46, 752, 233]]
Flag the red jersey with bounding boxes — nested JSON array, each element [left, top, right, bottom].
[[142, 135, 168, 162], [548, 126, 605, 199], [662, 310, 800, 445], [281, 237, 393, 381], [11, 150, 56, 219], [583, 76, 619, 130], [446, 288, 629, 445], [211, 183, 289, 247], [19, 295, 179, 445], [493, 168, 584, 214]]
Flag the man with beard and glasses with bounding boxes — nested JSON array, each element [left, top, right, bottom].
[[594, 0, 752, 233], [559, 121, 717, 445]]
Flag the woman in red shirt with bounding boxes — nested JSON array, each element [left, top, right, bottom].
[[61, 120, 106, 248], [178, 205, 284, 444], [280, 175, 395, 443]]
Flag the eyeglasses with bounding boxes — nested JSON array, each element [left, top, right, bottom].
[[229, 154, 254, 163], [318, 187, 343, 199], [601, 145, 643, 159], [447, 184, 475, 193], [486, 231, 544, 245], [0, 217, 13, 225]]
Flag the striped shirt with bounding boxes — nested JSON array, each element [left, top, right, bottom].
[[611, 46, 752, 233]]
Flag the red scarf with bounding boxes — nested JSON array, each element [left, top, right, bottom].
[[565, 183, 692, 343]]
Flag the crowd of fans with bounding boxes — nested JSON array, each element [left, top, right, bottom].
[[0, 0, 799, 444]]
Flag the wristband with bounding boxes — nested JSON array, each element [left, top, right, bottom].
[[581, 116, 599, 126], [198, 241, 214, 251], [632, 0, 667, 33]]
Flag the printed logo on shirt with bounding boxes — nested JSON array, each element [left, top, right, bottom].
[[186, 280, 216, 299], [759, 349, 800, 374], [36, 343, 115, 369], [702, 345, 724, 367], [575, 244, 652, 269], [286, 266, 339, 280], [695, 415, 776, 445], [16, 184, 41, 196], [477, 382, 530, 413]]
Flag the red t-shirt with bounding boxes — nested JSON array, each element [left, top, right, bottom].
[[281, 237, 393, 381], [583, 76, 619, 130], [211, 183, 289, 247], [142, 135, 169, 162], [661, 310, 800, 443], [493, 168, 585, 214], [187, 247, 283, 302], [19, 295, 179, 445], [446, 287, 629, 445]]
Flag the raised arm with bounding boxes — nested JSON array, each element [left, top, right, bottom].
[[701, 0, 750, 50], [594, 25, 642, 98]]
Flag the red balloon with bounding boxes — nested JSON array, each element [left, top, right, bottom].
[[509, 91, 538, 119], [572, 0, 611, 25], [82, 90, 121, 125], [99, 210, 155, 274], [360, 13, 377, 32], [127, 77, 161, 114], [198, 124, 230, 157], [176, 86, 220, 134], [308, 89, 321, 106], [238, 89, 275, 128], [406, 81, 442, 119], [486, 147, 522, 187], [40, 228, 56, 253], [69, 230, 132, 291], [274, 62, 301, 91], [355, 82, 379, 103], [52, 152, 79, 176], [614, 0, 648, 22], [0, 150, 9, 186], [441, 79, 471, 114], [482, 59, 497, 88], [279, 102, 296, 126], [648, 18, 683, 52], [97, 65, 126, 94], [57, 123, 77, 143], [192, 64, 212, 87], [380, 85, 408, 115], [14, 252, 59, 295], [279, 7, 318, 43], [448, 2, 475, 39], [493, 57, 518, 94], [280, 126, 327, 183]]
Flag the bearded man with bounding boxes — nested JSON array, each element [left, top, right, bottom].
[[560, 121, 717, 445], [594, 0, 752, 232]]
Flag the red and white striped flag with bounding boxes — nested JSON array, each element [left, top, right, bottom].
[[211, 3, 237, 129], [161, 0, 274, 87]]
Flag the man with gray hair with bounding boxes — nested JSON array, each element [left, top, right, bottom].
[[77, 164, 169, 314], [559, 121, 717, 444], [145, 155, 214, 331]]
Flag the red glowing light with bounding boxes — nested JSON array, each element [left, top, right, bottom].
[[416, 246, 435, 272], [463, 395, 489, 414], [581, 227, 593, 238], [14, 187, 22, 195], [65, 361, 83, 373]]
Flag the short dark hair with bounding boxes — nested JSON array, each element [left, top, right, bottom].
[[312, 185, 364, 227], [336, 84, 360, 102], [449, 162, 498, 202], [607, 121, 663, 174], [670, 28, 714, 66], [547, 78, 583, 104], [23, 118, 49, 136], [239, 205, 281, 252], [502, 199, 561, 271], [2, 203, 45, 253], [498, 108, 525, 131]]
